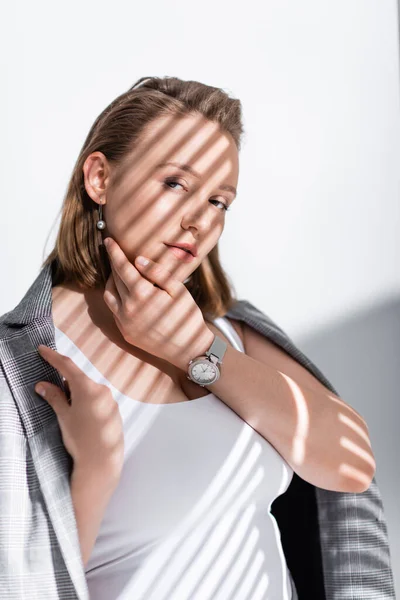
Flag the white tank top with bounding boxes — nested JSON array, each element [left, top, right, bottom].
[[54, 317, 294, 600]]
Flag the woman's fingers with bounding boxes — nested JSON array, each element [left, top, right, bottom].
[[37, 344, 90, 397], [104, 273, 122, 314], [36, 343, 124, 474], [38, 344, 75, 375], [105, 237, 141, 291], [35, 380, 70, 417], [36, 345, 76, 410]]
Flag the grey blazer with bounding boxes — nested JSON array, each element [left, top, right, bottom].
[[0, 262, 395, 600]]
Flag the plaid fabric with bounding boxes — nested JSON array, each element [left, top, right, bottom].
[[0, 263, 395, 599]]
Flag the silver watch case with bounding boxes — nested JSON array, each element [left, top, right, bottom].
[[186, 335, 227, 387]]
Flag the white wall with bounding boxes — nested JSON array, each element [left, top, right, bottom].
[[1, 0, 399, 593]]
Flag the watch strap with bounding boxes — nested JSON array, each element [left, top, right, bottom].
[[205, 335, 227, 364]]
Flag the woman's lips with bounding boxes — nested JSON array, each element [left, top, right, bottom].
[[164, 244, 195, 262]]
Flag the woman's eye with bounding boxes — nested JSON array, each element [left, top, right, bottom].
[[164, 179, 185, 191], [210, 199, 230, 212], [164, 179, 230, 212]]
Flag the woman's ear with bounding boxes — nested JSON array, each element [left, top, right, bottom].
[[82, 151, 110, 203]]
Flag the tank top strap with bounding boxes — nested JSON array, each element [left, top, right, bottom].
[[211, 316, 245, 353]]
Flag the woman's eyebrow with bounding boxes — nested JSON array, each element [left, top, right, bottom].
[[155, 161, 237, 198]]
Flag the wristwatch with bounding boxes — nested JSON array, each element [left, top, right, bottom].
[[186, 335, 228, 387]]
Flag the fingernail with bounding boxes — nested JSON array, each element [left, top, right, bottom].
[[136, 256, 149, 266], [104, 238, 111, 248], [36, 385, 46, 397]]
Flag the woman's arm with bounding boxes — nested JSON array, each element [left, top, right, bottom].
[[70, 466, 119, 567], [199, 320, 376, 494]]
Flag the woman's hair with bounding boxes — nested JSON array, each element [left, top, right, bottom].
[[42, 75, 245, 320]]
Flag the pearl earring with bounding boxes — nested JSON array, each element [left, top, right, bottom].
[[96, 200, 106, 230]]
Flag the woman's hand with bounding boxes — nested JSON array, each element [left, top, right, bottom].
[[103, 237, 214, 371], [35, 344, 124, 481]]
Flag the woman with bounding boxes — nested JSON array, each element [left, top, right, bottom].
[[0, 76, 395, 600]]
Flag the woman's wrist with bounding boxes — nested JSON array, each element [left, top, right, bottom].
[[71, 462, 122, 493]]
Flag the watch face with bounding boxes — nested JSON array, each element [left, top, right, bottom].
[[190, 360, 219, 385]]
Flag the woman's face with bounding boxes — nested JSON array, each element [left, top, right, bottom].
[[83, 112, 239, 283]]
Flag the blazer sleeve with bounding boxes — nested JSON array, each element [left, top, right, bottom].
[[0, 359, 77, 599], [225, 298, 397, 600]]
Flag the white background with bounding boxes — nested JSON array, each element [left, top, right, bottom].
[[1, 0, 399, 593]]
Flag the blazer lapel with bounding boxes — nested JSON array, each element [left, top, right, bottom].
[[1, 263, 89, 600]]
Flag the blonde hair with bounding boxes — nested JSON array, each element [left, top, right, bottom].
[[42, 75, 245, 320]]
